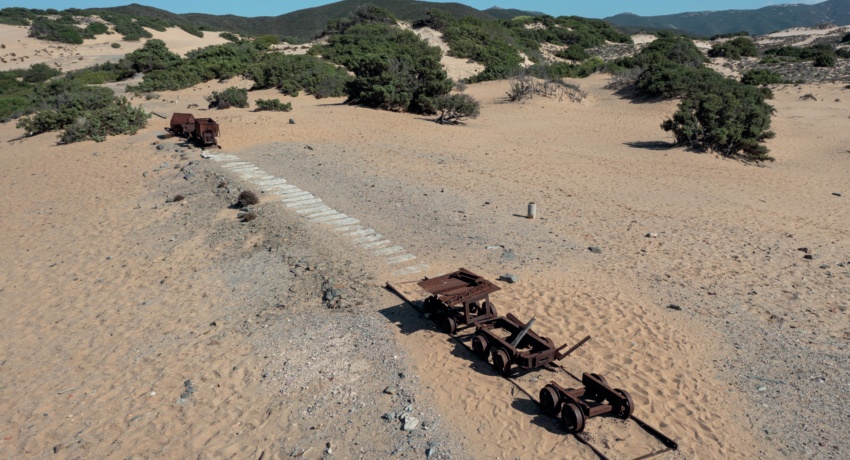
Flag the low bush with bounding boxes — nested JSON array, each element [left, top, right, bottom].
[[29, 17, 83, 44], [22, 63, 61, 83], [111, 42, 121, 49], [207, 87, 248, 109], [662, 78, 775, 161], [250, 54, 351, 98], [237, 190, 259, 207], [254, 98, 292, 112], [219, 32, 239, 42], [764, 43, 836, 67], [708, 37, 758, 60], [15, 79, 149, 142], [435, 93, 480, 124], [741, 68, 788, 86]]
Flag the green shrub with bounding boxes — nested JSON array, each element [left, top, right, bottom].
[[547, 57, 603, 79], [842, 32, 850, 43], [764, 43, 836, 67], [120, 39, 182, 75], [207, 86, 248, 108], [435, 93, 480, 124], [111, 42, 120, 49], [662, 78, 775, 161], [314, 22, 451, 113], [22, 63, 61, 83], [254, 98, 292, 112], [0, 7, 38, 26], [15, 79, 149, 142], [29, 17, 83, 44], [324, 4, 397, 36], [813, 52, 836, 67], [710, 31, 749, 40], [81, 21, 108, 39], [556, 45, 590, 61], [249, 54, 351, 98], [219, 32, 239, 42], [708, 37, 758, 60], [741, 69, 788, 86], [635, 64, 725, 99]]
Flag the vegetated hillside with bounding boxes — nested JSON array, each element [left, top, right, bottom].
[[483, 7, 544, 20], [99, 1, 536, 43], [605, 0, 850, 36]]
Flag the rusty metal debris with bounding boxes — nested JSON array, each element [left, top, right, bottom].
[[386, 269, 679, 459], [474, 313, 590, 376], [166, 113, 220, 148], [417, 268, 501, 334]]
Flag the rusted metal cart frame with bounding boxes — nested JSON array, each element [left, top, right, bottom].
[[192, 118, 220, 147], [540, 372, 633, 433], [474, 313, 590, 376], [417, 268, 501, 334], [166, 113, 196, 136]]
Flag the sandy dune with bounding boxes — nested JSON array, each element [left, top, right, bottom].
[[0, 25, 231, 73], [2, 21, 850, 460]]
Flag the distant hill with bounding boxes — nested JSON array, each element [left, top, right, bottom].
[[605, 0, 850, 37], [483, 7, 544, 20], [97, 1, 538, 43]]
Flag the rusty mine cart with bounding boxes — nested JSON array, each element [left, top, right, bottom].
[[540, 373, 634, 433], [473, 313, 590, 376], [166, 113, 220, 148], [418, 268, 501, 335]]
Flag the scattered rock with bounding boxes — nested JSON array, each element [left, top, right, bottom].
[[804, 254, 817, 260], [757, 385, 767, 392], [498, 274, 519, 284], [156, 144, 165, 151], [833, 192, 842, 197], [667, 304, 682, 311], [819, 264, 830, 269], [588, 246, 602, 254], [645, 232, 658, 238], [289, 118, 295, 124], [382, 412, 396, 422], [383, 385, 396, 395], [798, 247, 810, 254], [402, 416, 419, 431], [501, 251, 516, 260], [485, 245, 503, 250]]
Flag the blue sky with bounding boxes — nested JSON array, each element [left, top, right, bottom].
[[4, 1, 827, 19]]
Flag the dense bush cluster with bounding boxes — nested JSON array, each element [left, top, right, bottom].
[[207, 87, 249, 108], [254, 98, 292, 112], [710, 31, 750, 40], [313, 13, 451, 113], [707, 37, 758, 60], [763, 43, 838, 67], [741, 68, 789, 86], [15, 79, 149, 142], [416, 10, 631, 83], [250, 54, 351, 98], [21, 63, 61, 83], [607, 33, 775, 161]]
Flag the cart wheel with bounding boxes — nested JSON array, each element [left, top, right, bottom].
[[539, 385, 561, 417], [491, 348, 512, 376], [442, 316, 457, 335], [561, 403, 585, 433], [589, 373, 609, 387], [614, 388, 634, 419], [472, 333, 490, 359]]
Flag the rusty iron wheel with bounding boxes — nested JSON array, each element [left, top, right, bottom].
[[539, 385, 561, 417], [561, 402, 585, 433], [472, 333, 490, 359], [443, 316, 457, 335], [491, 347, 511, 376], [615, 388, 634, 419], [590, 373, 609, 387]]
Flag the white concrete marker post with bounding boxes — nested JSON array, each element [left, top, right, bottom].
[[528, 202, 537, 219]]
